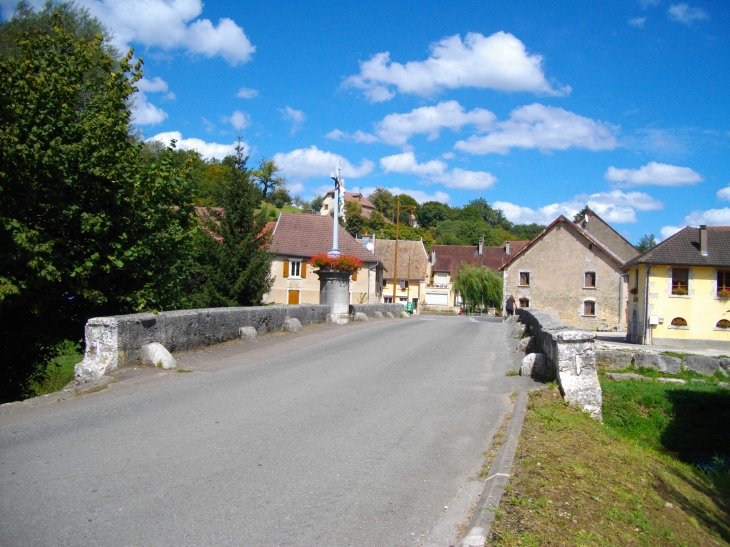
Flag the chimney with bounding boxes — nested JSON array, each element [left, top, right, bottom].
[[431, 249, 436, 266], [505, 241, 511, 255], [700, 225, 708, 257], [478, 235, 484, 256]]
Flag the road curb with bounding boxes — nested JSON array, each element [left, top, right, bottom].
[[458, 390, 530, 547]]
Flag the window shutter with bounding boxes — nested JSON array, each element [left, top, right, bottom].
[[352, 270, 357, 281], [283, 260, 289, 278], [301, 262, 307, 278]]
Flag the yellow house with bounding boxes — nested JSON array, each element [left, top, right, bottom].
[[263, 213, 381, 306], [622, 225, 730, 348]]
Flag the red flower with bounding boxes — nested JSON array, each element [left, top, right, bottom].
[[310, 253, 363, 272]]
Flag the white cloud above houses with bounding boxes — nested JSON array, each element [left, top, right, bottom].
[[273, 146, 374, 180], [668, 3, 709, 25], [379, 151, 497, 190], [454, 104, 618, 155], [147, 131, 242, 159], [495, 189, 662, 225], [344, 31, 570, 102], [605, 161, 703, 186], [716, 185, 730, 201]]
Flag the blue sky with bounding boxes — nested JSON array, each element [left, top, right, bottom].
[[3, 0, 728, 243]]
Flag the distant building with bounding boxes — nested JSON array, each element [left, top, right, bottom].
[[264, 213, 381, 306], [622, 225, 730, 348], [427, 239, 529, 309], [373, 239, 430, 312], [320, 191, 377, 219], [500, 213, 638, 330]]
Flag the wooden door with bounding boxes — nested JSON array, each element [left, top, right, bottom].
[[288, 290, 300, 305]]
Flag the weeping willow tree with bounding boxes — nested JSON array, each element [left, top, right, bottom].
[[452, 263, 503, 312]]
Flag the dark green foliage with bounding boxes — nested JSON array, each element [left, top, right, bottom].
[[638, 233, 657, 253], [365, 210, 386, 232], [510, 223, 543, 241], [416, 201, 451, 228], [367, 187, 395, 220], [452, 263, 503, 312], [0, 8, 196, 402], [573, 204, 592, 223], [309, 194, 324, 214], [268, 186, 292, 208], [395, 193, 418, 225], [465, 198, 510, 228], [343, 200, 365, 237], [254, 158, 285, 200], [185, 141, 274, 307]]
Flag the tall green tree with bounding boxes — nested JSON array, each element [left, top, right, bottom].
[[417, 201, 451, 228], [0, 7, 196, 402], [637, 233, 657, 253], [186, 141, 274, 307], [254, 158, 285, 200], [452, 263, 503, 312], [367, 187, 395, 220], [343, 200, 366, 237]]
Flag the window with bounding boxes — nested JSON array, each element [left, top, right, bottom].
[[519, 298, 530, 308], [583, 300, 596, 316], [671, 317, 688, 327], [671, 268, 689, 295], [716, 319, 730, 329], [384, 296, 393, 303], [399, 279, 409, 290], [718, 271, 730, 298], [519, 272, 530, 286], [283, 259, 304, 278], [324, 204, 329, 211], [584, 272, 596, 288]]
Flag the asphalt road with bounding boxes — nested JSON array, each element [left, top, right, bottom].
[[0, 315, 526, 547]]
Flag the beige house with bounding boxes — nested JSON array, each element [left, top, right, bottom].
[[373, 239, 430, 311], [427, 240, 529, 309], [264, 213, 381, 306], [500, 213, 638, 330], [320, 191, 377, 219]]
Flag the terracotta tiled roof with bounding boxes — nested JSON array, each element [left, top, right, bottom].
[[432, 241, 530, 272], [375, 239, 429, 279], [622, 226, 730, 269], [269, 212, 378, 263]]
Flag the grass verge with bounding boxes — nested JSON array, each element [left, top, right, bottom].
[[488, 386, 730, 546], [26, 342, 83, 398]]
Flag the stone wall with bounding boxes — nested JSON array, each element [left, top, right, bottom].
[[76, 305, 330, 382], [516, 308, 602, 420], [349, 303, 405, 317]]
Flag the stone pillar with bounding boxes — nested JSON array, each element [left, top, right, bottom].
[[316, 269, 351, 323]]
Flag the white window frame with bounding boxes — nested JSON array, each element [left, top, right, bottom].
[[289, 259, 302, 279]]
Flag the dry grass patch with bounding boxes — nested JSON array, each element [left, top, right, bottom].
[[489, 388, 729, 546]]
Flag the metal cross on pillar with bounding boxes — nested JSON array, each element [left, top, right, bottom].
[[328, 160, 343, 257]]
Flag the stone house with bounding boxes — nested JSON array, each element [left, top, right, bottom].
[[320, 191, 377, 219], [373, 239, 430, 312], [622, 225, 730, 348], [427, 240, 529, 309], [264, 213, 381, 306], [500, 213, 638, 330]]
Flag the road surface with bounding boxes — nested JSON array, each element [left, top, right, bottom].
[[0, 314, 530, 547]]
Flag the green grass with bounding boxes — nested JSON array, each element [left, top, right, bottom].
[[26, 342, 83, 397], [602, 363, 729, 384], [257, 201, 304, 220]]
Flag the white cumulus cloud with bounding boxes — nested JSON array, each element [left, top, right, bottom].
[[495, 189, 662, 225], [147, 131, 242, 160], [660, 208, 730, 241], [52, 0, 256, 65], [236, 87, 259, 99], [227, 110, 250, 131], [325, 129, 379, 144], [628, 17, 647, 28], [379, 151, 497, 190], [131, 77, 172, 125], [376, 101, 496, 146], [717, 185, 730, 201], [280, 106, 306, 134], [605, 161, 703, 186], [668, 3, 709, 25], [344, 31, 570, 102], [660, 226, 683, 240], [454, 104, 618, 155], [273, 146, 374, 180]]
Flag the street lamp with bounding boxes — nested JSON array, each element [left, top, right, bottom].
[[328, 160, 343, 257]]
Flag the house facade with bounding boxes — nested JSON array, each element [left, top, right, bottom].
[[373, 239, 430, 312], [320, 191, 377, 219], [622, 225, 730, 348], [264, 213, 381, 306], [500, 214, 638, 330], [426, 240, 529, 309]]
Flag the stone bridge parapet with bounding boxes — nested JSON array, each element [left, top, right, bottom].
[[349, 303, 405, 317], [516, 308, 602, 420]]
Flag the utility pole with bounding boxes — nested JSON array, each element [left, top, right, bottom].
[[392, 196, 400, 302]]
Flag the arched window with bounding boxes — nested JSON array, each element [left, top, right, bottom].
[[519, 298, 530, 308], [671, 317, 687, 327], [716, 319, 730, 329]]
